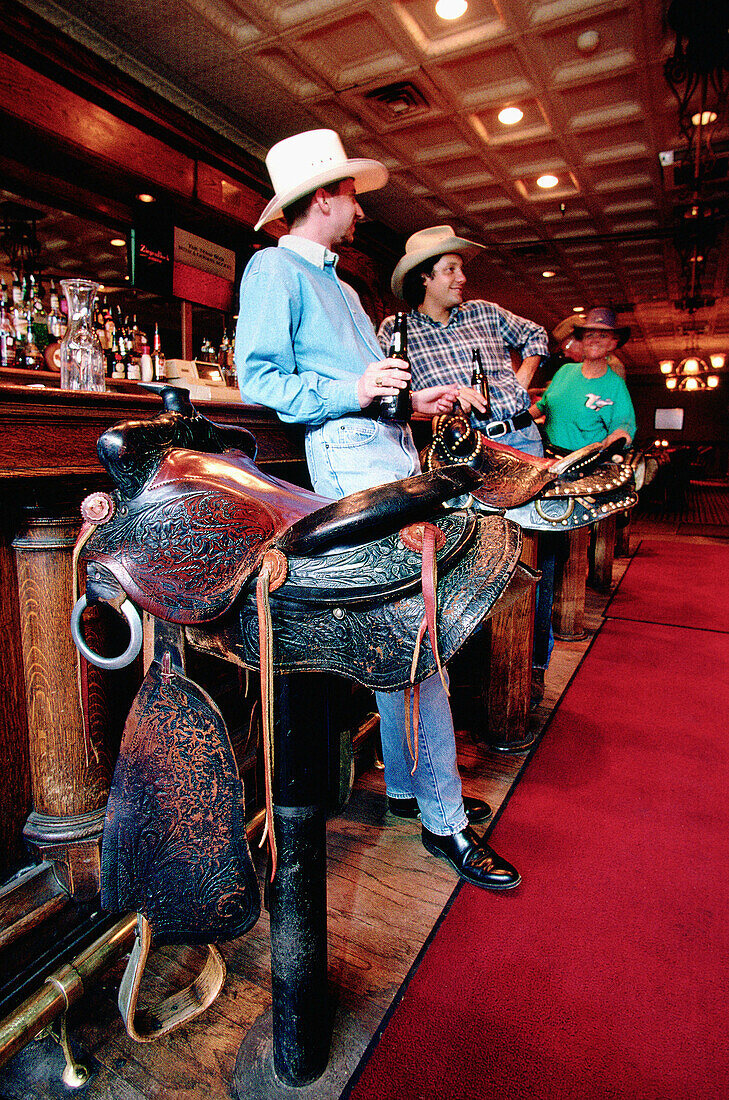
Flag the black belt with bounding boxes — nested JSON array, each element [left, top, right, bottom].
[[480, 410, 533, 439]]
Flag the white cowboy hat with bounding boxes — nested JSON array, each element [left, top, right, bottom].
[[391, 225, 485, 298], [255, 129, 388, 232]]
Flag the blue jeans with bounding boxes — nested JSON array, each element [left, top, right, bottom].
[[305, 416, 468, 836]]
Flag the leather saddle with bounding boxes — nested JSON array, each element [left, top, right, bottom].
[[74, 392, 527, 1039], [424, 413, 638, 531]]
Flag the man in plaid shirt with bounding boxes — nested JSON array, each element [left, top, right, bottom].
[[378, 225, 548, 455], [379, 225, 553, 701]]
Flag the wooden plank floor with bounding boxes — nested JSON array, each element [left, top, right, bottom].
[[0, 515, 700, 1099]]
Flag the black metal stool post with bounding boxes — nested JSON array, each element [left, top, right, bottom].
[[269, 673, 330, 1086]]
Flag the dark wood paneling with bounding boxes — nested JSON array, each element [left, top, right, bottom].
[[0, 56, 195, 199]]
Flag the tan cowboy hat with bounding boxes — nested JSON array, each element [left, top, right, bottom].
[[254, 129, 388, 232], [572, 307, 631, 348], [391, 225, 485, 298]]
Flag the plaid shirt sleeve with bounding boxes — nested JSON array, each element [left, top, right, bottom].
[[402, 301, 548, 421], [377, 314, 395, 354]]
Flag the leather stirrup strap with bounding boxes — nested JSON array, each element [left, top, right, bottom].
[[420, 524, 447, 692], [255, 549, 289, 883], [118, 914, 226, 1042], [402, 522, 448, 775]]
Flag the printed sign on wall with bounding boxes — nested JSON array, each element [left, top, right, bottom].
[[173, 228, 235, 311]]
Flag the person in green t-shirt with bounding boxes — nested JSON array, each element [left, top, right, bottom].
[[530, 307, 636, 453]]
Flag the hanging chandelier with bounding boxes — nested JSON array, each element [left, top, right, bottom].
[[660, 348, 724, 390]]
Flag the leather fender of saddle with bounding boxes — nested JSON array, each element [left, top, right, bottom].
[[101, 652, 260, 1042], [423, 413, 637, 531]]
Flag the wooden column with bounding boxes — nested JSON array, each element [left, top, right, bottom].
[[13, 515, 116, 899], [0, 504, 31, 877], [615, 511, 632, 557], [482, 534, 538, 752], [553, 526, 589, 641], [588, 515, 616, 592]]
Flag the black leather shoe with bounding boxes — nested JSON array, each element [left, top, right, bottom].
[[422, 825, 521, 891], [389, 796, 492, 825]]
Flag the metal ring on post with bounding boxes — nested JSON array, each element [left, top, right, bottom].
[[70, 594, 143, 670]]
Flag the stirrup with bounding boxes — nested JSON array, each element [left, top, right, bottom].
[[118, 914, 226, 1042]]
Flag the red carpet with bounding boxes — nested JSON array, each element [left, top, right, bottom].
[[607, 538, 729, 632], [343, 617, 729, 1100]]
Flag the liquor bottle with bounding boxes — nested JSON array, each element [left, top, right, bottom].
[[470, 347, 491, 419], [103, 299, 115, 345], [140, 343, 154, 382], [45, 281, 63, 338], [28, 276, 49, 352], [131, 315, 144, 355], [0, 294, 15, 367], [379, 311, 412, 422], [152, 323, 166, 381], [11, 273, 27, 342], [20, 305, 44, 369], [30, 275, 45, 318], [106, 328, 120, 377]]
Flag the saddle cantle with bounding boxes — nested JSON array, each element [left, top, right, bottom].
[[424, 413, 637, 531]]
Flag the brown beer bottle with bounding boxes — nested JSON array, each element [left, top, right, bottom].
[[379, 311, 412, 422], [471, 347, 491, 419]]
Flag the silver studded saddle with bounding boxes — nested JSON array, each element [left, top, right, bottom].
[[424, 412, 638, 531]]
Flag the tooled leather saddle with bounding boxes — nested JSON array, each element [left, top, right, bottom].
[[72, 390, 528, 1040]]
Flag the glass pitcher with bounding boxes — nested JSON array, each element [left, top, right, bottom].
[[59, 278, 106, 392]]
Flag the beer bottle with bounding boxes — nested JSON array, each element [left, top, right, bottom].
[[471, 347, 491, 419], [379, 311, 412, 422], [152, 322, 166, 381]]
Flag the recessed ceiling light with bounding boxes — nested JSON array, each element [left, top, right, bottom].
[[498, 106, 523, 126], [137, 193, 155, 203], [691, 110, 717, 126], [572, 306, 584, 313], [435, 0, 468, 19], [110, 237, 126, 247], [537, 174, 559, 189], [576, 30, 600, 54], [542, 270, 556, 278]]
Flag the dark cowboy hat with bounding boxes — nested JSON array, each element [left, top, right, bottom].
[[573, 307, 630, 348]]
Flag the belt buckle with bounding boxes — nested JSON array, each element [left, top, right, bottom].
[[488, 421, 507, 438]]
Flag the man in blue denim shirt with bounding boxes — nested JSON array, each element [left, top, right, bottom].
[[235, 129, 520, 891]]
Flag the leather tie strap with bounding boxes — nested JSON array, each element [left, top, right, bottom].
[[118, 914, 226, 1042], [255, 548, 289, 883], [401, 522, 448, 773]]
